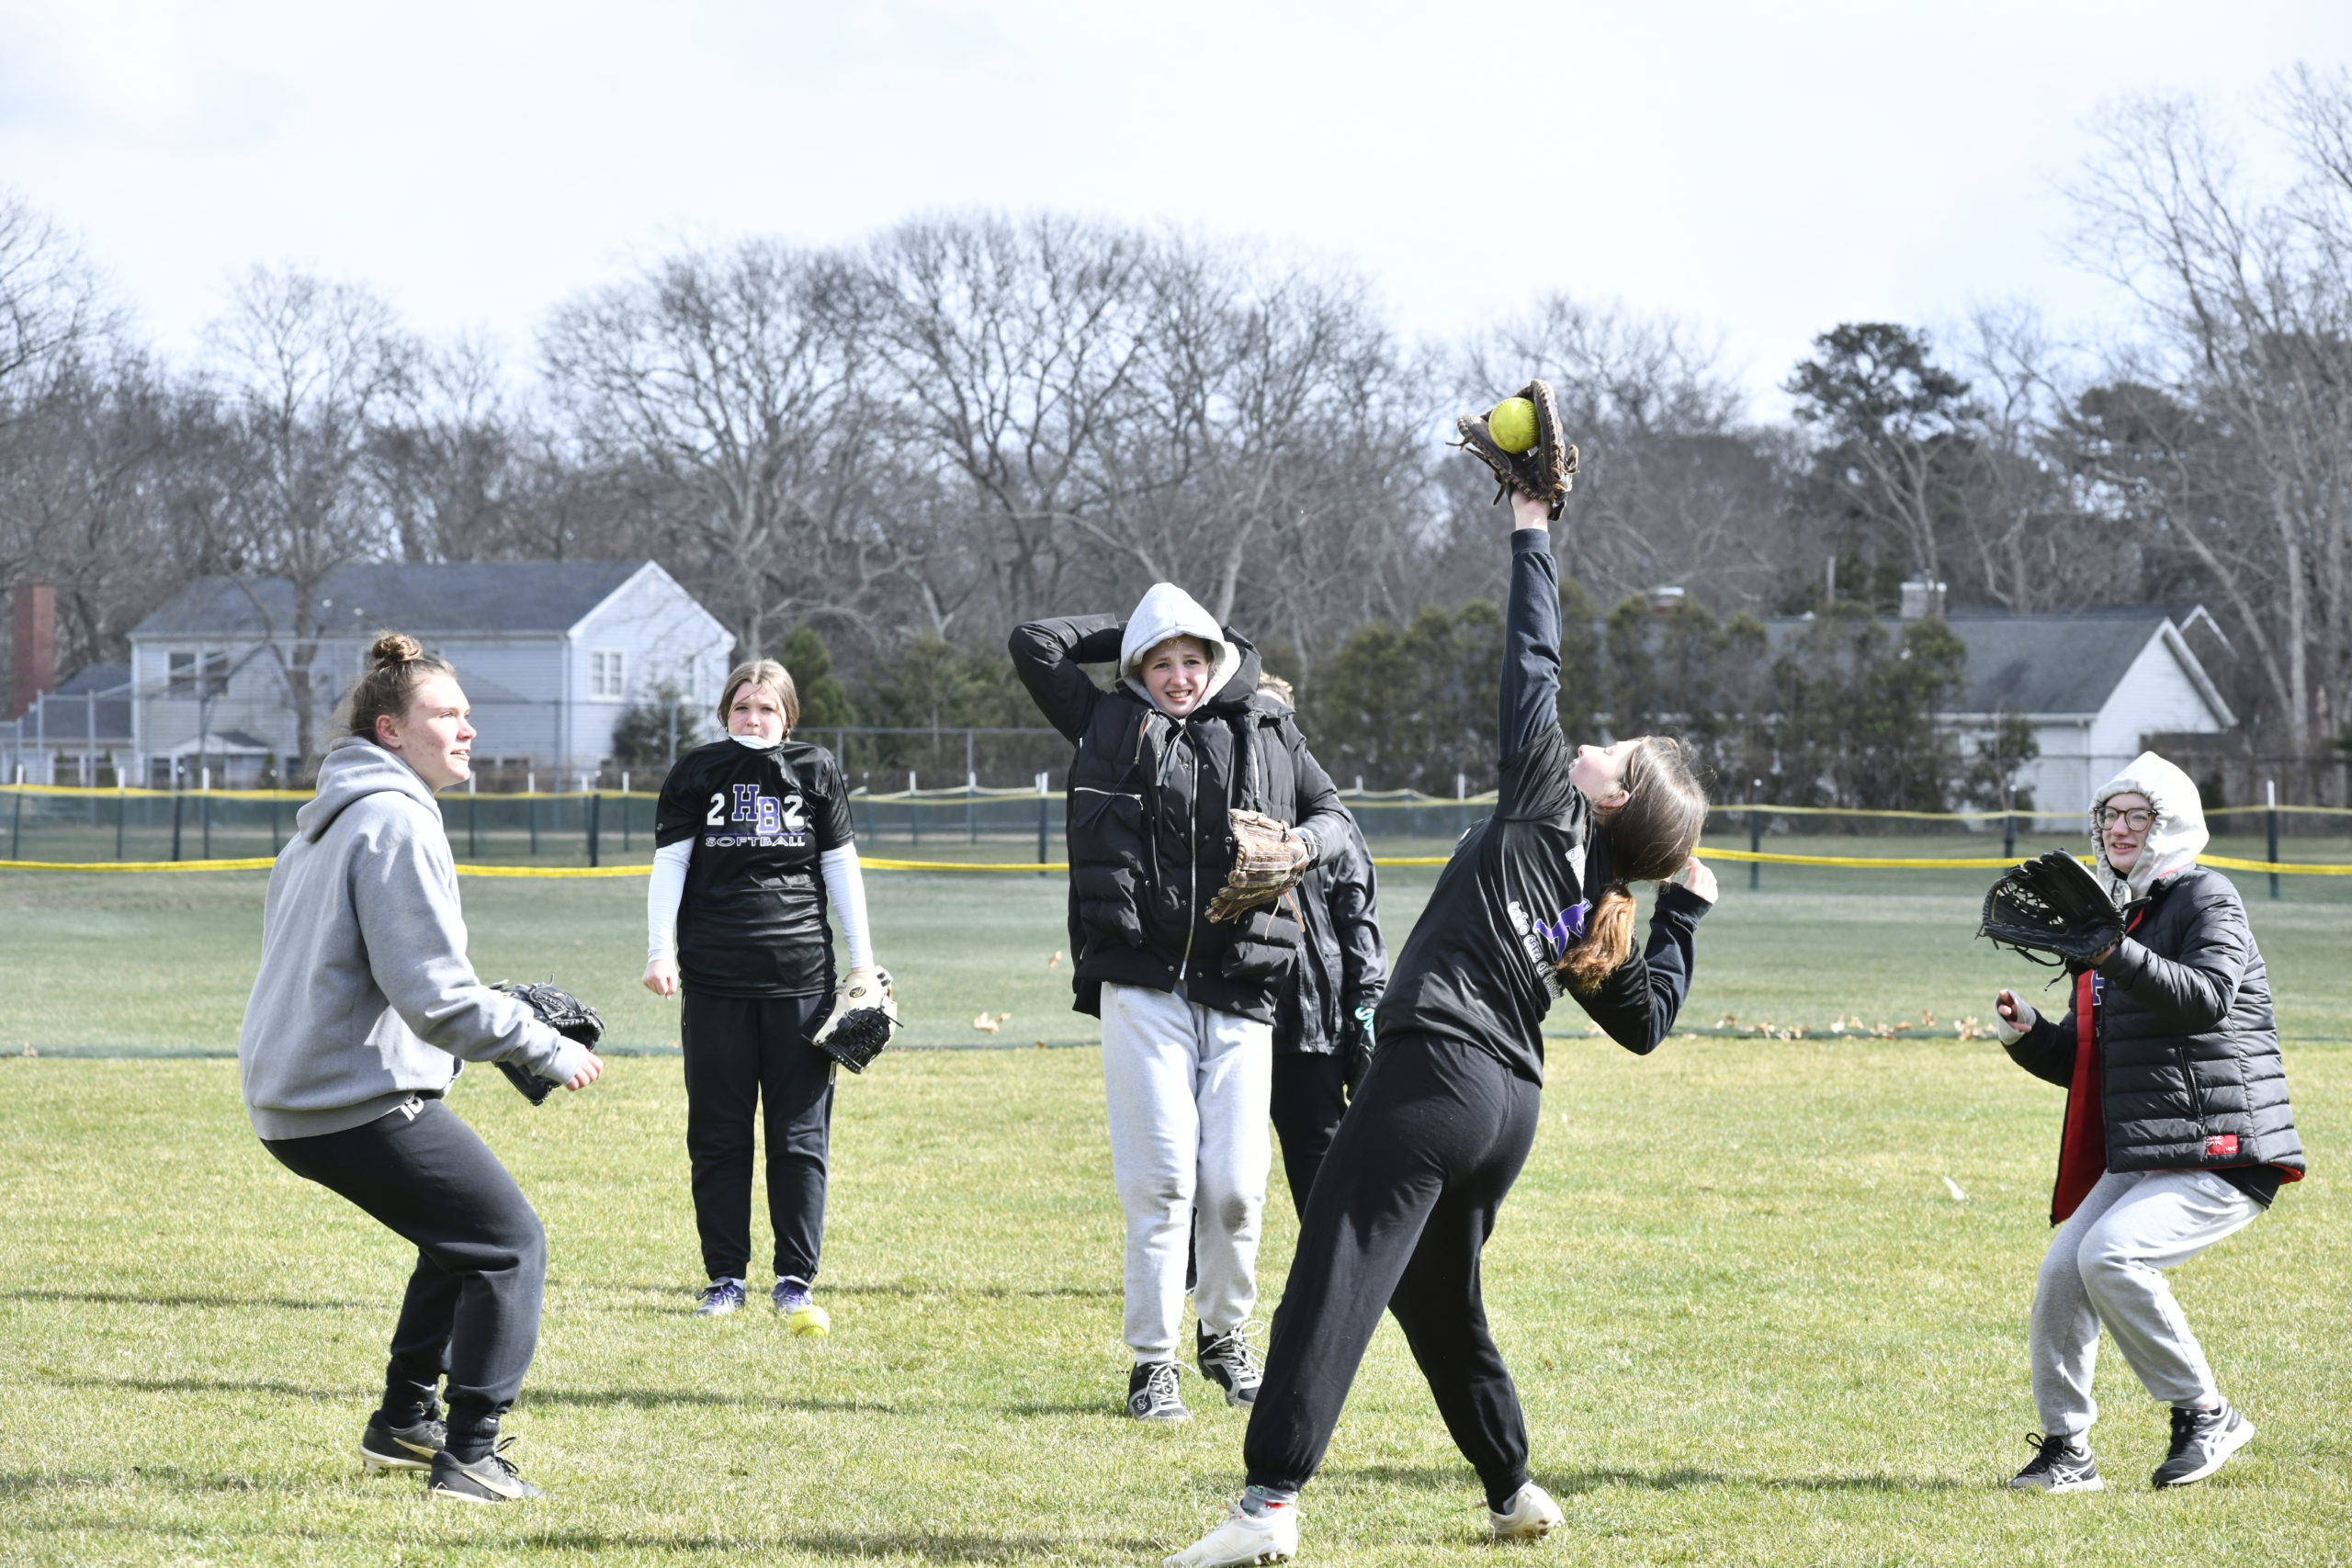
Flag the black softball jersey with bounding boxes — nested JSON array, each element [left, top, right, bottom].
[[1375, 528, 1707, 1084], [654, 739, 857, 998]]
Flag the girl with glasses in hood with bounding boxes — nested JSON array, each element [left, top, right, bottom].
[[238, 633, 603, 1504], [1167, 487, 1713, 1568], [1996, 752, 2304, 1495], [1012, 584, 1355, 1423]]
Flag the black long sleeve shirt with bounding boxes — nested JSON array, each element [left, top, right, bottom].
[[1375, 527, 1708, 1083]]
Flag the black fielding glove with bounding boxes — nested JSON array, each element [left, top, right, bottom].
[[490, 980, 605, 1106]]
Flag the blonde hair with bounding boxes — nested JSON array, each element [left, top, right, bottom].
[[1257, 672, 1295, 706], [341, 632, 457, 742], [1557, 735, 1709, 992], [717, 659, 799, 736]]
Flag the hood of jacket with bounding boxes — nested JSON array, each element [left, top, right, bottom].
[[296, 736, 440, 843], [2091, 750, 2208, 906], [1119, 582, 1244, 712]]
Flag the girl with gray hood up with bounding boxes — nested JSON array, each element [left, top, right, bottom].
[[239, 633, 601, 1505]]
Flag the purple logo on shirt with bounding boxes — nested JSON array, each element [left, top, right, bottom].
[[1532, 901, 1589, 961]]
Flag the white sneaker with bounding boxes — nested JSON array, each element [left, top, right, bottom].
[[1164, 1500, 1298, 1567], [1488, 1481, 1564, 1540]]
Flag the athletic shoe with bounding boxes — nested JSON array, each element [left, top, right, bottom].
[[426, 1439, 543, 1504], [1196, 1322, 1263, 1409], [2008, 1431, 2104, 1494], [1163, 1499, 1297, 1567], [2152, 1402, 2255, 1488], [694, 1279, 746, 1317], [358, 1410, 445, 1473], [1488, 1481, 1564, 1540], [773, 1278, 831, 1337], [1126, 1359, 1191, 1423]]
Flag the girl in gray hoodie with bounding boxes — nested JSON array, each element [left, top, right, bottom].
[[238, 633, 599, 1504]]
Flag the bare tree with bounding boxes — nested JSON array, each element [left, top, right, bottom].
[[205, 267, 415, 768], [542, 241, 896, 657], [2067, 80, 2352, 758]]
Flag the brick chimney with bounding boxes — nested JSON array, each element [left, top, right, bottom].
[[10, 582, 55, 719]]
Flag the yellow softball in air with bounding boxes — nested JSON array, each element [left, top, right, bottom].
[[1487, 397, 1538, 455]]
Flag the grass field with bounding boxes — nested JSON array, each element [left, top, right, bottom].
[[3, 860, 2349, 1564]]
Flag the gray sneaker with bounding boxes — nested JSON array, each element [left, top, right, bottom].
[[2152, 1403, 2254, 1488], [2009, 1431, 2103, 1494], [1125, 1359, 1191, 1423], [1195, 1323, 1263, 1409], [694, 1279, 747, 1317], [427, 1439, 543, 1503], [359, 1410, 445, 1473]]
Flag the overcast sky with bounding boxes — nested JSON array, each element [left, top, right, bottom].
[[5, 0, 2349, 409]]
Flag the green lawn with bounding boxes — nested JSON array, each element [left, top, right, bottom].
[[2, 863, 2348, 1564]]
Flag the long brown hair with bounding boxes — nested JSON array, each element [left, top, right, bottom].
[[717, 659, 799, 736], [1558, 735, 1709, 992], [340, 632, 457, 743]]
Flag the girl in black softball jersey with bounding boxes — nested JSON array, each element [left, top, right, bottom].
[[1167, 491, 1715, 1568], [645, 659, 872, 1332]]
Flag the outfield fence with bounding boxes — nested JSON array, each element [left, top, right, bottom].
[[8, 782, 2352, 894]]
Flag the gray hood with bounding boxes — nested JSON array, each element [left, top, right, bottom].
[[1119, 582, 1243, 711], [298, 736, 440, 842], [2091, 750, 2209, 907]]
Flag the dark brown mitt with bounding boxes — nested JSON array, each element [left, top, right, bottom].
[[1453, 378, 1578, 521]]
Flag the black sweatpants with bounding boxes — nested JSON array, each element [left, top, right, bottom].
[[1244, 1035, 1542, 1510], [680, 988, 834, 1283], [264, 1097, 546, 1461], [1269, 1049, 1351, 1218]]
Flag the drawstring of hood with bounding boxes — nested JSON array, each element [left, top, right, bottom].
[[2090, 750, 2209, 908]]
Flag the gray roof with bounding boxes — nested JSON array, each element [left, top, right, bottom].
[[1757, 604, 2214, 717], [54, 662, 130, 695], [131, 562, 649, 639], [1942, 606, 2191, 716]]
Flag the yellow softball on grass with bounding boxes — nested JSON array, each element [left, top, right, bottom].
[[1487, 397, 1539, 455]]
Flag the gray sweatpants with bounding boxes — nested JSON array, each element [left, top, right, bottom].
[[1100, 982, 1272, 1363], [2030, 1168, 2260, 1438]]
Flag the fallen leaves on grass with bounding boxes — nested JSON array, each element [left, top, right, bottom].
[[971, 1011, 1012, 1034]]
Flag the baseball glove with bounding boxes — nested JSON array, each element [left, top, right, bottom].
[[1977, 852, 2123, 970], [491, 980, 605, 1106], [1205, 809, 1313, 923], [811, 966, 899, 1074], [1453, 378, 1578, 522]]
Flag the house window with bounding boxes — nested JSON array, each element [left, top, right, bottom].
[[590, 649, 626, 701], [168, 649, 230, 698]]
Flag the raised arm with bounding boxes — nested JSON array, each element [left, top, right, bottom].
[[1009, 615, 1125, 742], [1498, 496, 1562, 768]]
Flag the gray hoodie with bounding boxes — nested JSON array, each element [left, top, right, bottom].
[[237, 736, 588, 1140]]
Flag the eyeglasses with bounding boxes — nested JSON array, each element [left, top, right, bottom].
[[2096, 807, 2155, 831]]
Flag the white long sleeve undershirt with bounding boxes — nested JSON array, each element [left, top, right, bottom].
[[647, 840, 873, 972]]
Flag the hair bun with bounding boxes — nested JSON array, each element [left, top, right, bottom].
[[369, 631, 424, 668]]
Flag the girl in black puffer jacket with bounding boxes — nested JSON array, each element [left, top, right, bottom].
[[1995, 752, 2303, 1495]]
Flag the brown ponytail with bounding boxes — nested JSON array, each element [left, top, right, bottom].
[[340, 631, 456, 743], [1557, 735, 1709, 993]]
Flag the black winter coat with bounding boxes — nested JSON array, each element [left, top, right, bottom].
[[1009, 615, 1351, 1024], [2006, 864, 2305, 1179], [1276, 811, 1385, 1055]]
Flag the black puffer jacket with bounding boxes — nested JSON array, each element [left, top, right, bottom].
[[1277, 812, 1385, 1055], [2006, 865, 2305, 1178], [1010, 614, 1351, 1023]]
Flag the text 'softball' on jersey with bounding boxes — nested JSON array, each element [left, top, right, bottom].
[[654, 739, 856, 998]]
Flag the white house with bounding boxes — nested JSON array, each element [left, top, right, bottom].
[[121, 560, 734, 786], [1940, 604, 2236, 824]]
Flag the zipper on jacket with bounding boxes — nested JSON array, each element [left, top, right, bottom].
[[1179, 722, 1199, 987], [2177, 1040, 2207, 1126]]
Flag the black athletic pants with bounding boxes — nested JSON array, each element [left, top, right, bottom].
[[680, 989, 834, 1284], [1244, 1035, 1542, 1510], [1269, 1049, 1351, 1218], [264, 1097, 545, 1461]]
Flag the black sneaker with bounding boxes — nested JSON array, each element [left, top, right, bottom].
[[359, 1409, 445, 1473], [1195, 1323, 1263, 1409], [2008, 1431, 2104, 1493], [426, 1438, 544, 1503], [1125, 1359, 1191, 1423], [2153, 1403, 2254, 1488]]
